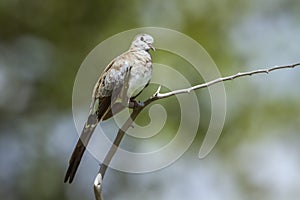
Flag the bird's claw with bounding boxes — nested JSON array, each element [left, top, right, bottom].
[[129, 98, 144, 108]]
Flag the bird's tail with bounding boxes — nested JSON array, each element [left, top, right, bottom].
[[64, 114, 98, 183]]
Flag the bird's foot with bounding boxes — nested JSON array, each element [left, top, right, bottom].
[[129, 98, 145, 108]]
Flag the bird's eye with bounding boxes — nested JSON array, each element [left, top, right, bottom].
[[140, 36, 144, 41]]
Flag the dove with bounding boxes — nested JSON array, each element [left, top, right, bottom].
[[64, 33, 155, 183]]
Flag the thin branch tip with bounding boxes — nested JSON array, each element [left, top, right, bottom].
[[154, 85, 162, 96]]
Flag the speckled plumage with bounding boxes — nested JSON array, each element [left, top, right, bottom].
[[64, 34, 154, 183], [93, 46, 152, 99]]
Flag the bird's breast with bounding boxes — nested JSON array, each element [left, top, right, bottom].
[[127, 62, 152, 97]]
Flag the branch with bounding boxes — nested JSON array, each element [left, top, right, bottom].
[[94, 104, 144, 200], [98, 107, 142, 178], [155, 62, 300, 99], [93, 62, 300, 199], [93, 173, 103, 200]]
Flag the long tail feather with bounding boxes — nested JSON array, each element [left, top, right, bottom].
[[64, 114, 98, 183]]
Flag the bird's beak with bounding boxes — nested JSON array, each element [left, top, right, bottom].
[[149, 44, 155, 51]]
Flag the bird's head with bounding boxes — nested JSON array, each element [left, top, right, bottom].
[[130, 33, 155, 52]]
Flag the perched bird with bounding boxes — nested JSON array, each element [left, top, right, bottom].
[[64, 34, 155, 183]]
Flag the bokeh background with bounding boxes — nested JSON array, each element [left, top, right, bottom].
[[1, 0, 300, 200]]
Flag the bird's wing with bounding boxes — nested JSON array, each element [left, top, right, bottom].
[[94, 52, 134, 120], [101, 64, 133, 120]]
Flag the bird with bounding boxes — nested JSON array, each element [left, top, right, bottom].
[[64, 33, 155, 183]]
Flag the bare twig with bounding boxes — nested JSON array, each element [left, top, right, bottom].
[[156, 62, 300, 99], [94, 62, 300, 199]]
